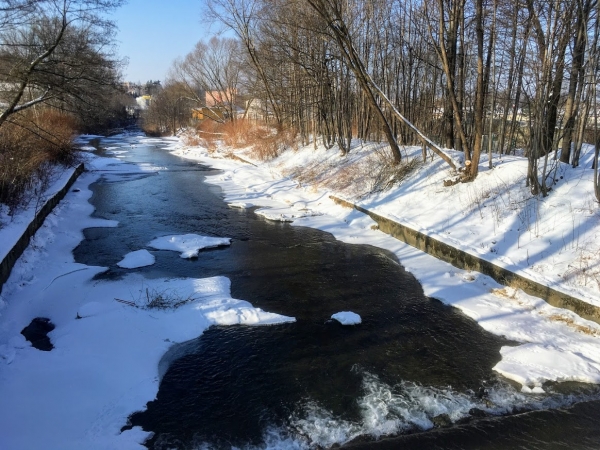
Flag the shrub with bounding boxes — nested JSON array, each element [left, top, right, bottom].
[[187, 119, 298, 161], [246, 123, 298, 161], [143, 287, 197, 309], [0, 109, 79, 215]]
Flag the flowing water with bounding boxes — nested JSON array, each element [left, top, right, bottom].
[[75, 133, 600, 449]]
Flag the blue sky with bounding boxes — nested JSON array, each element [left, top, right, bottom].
[[112, 0, 216, 83]]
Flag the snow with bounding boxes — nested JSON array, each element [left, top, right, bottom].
[[148, 233, 231, 258], [206, 305, 296, 325], [495, 343, 600, 388], [228, 201, 254, 209], [116, 249, 155, 268], [0, 165, 78, 263], [77, 301, 113, 318], [331, 311, 362, 325], [255, 206, 322, 222]]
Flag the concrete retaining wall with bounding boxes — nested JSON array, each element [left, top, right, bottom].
[[0, 164, 85, 296], [330, 195, 600, 324]]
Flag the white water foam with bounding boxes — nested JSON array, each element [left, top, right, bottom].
[[189, 371, 600, 450]]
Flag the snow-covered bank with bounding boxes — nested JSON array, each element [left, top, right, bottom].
[[166, 135, 600, 391], [0, 141, 294, 449], [0, 164, 81, 265]]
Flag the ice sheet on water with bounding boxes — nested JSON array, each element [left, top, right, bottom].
[[148, 234, 231, 258], [117, 249, 155, 269], [331, 311, 361, 325], [494, 343, 600, 388], [206, 307, 296, 326], [255, 207, 322, 223], [228, 201, 254, 209]]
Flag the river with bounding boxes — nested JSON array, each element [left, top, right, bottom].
[[75, 133, 600, 449]]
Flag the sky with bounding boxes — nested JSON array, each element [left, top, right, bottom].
[[111, 0, 217, 83]]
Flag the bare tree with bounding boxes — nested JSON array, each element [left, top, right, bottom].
[[190, 0, 600, 193], [304, 0, 457, 168], [205, 0, 283, 125], [0, 0, 124, 128], [173, 36, 243, 123], [142, 81, 193, 136], [560, 0, 597, 164]]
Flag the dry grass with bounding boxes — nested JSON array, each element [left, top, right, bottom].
[[562, 250, 600, 291], [186, 121, 418, 195], [280, 144, 421, 199], [221, 119, 255, 148], [491, 287, 518, 299], [492, 287, 600, 336], [189, 119, 298, 161], [181, 133, 203, 147], [192, 120, 226, 154], [143, 287, 197, 309], [0, 109, 79, 215], [285, 157, 339, 190], [363, 153, 422, 196], [233, 121, 298, 161], [139, 122, 166, 137], [545, 314, 600, 336]]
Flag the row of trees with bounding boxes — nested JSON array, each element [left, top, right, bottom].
[[140, 37, 244, 136], [183, 0, 600, 194]]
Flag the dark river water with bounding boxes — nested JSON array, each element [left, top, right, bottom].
[[75, 134, 600, 449]]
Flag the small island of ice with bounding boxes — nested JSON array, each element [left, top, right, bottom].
[[228, 201, 254, 209], [117, 249, 155, 268], [331, 311, 362, 325], [148, 234, 231, 258]]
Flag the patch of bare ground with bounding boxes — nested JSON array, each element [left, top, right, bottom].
[[545, 314, 600, 336]]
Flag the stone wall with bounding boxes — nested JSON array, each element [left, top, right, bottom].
[[330, 195, 600, 324]]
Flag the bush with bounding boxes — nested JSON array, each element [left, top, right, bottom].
[[143, 287, 197, 309], [221, 119, 297, 161], [182, 119, 299, 161], [0, 109, 79, 215]]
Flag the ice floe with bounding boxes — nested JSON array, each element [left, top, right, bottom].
[[148, 233, 231, 258]]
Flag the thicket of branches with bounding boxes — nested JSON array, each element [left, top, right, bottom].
[[0, 0, 130, 214], [201, 0, 600, 193]]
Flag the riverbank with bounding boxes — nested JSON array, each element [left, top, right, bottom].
[[164, 133, 600, 390], [176, 134, 600, 308], [0, 164, 84, 296], [0, 136, 295, 449]]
